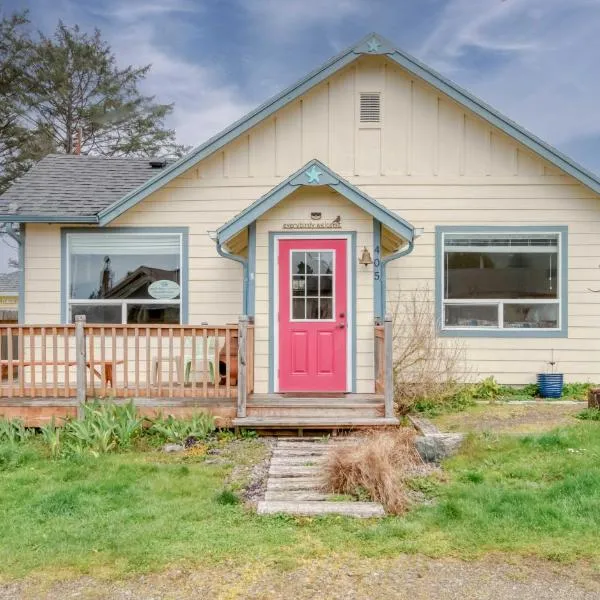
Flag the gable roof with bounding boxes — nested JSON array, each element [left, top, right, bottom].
[[93, 32, 600, 226], [0, 154, 170, 223], [0, 271, 18, 294], [1, 32, 600, 224], [216, 159, 415, 244]]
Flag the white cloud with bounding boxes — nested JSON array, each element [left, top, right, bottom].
[[242, 0, 367, 36], [418, 0, 600, 158]]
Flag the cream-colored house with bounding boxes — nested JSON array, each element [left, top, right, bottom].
[[1, 33, 599, 425]]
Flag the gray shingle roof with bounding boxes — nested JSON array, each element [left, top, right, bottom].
[[0, 154, 168, 221], [0, 271, 18, 294]]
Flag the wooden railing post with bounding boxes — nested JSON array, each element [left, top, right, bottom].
[[384, 313, 394, 419], [75, 315, 87, 418], [237, 315, 248, 418]]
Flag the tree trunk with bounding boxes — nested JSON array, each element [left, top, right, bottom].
[[588, 388, 600, 409]]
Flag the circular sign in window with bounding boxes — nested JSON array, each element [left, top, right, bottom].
[[148, 280, 180, 299]]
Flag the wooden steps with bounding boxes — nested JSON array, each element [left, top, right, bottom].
[[233, 416, 398, 429], [258, 437, 385, 518]]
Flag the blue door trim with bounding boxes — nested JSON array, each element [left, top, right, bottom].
[[268, 231, 357, 393]]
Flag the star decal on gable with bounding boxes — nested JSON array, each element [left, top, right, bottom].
[[305, 165, 323, 184], [367, 37, 381, 53]]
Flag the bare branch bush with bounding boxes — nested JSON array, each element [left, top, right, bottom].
[[391, 286, 470, 414]]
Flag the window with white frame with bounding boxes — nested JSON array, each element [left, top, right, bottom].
[[66, 231, 183, 324], [441, 231, 562, 330]]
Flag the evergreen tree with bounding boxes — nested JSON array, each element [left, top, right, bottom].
[[22, 22, 187, 158], [0, 10, 31, 192]]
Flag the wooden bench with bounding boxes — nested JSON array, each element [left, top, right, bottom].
[[0, 360, 124, 387]]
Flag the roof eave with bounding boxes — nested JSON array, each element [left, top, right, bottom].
[[216, 159, 415, 244], [0, 214, 99, 224]]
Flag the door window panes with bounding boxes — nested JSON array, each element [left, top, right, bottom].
[[290, 250, 335, 320]]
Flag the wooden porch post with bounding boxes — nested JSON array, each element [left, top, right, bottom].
[[237, 315, 248, 418], [75, 314, 87, 418], [384, 313, 394, 418]]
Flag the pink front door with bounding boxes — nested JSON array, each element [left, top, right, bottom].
[[278, 239, 347, 392]]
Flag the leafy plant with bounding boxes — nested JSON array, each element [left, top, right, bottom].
[[0, 418, 33, 444], [40, 419, 61, 458], [149, 412, 216, 445], [576, 408, 600, 421]]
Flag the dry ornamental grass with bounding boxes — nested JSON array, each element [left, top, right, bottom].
[[323, 429, 423, 514]]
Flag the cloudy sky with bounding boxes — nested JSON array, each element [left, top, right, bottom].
[[2, 0, 600, 270]]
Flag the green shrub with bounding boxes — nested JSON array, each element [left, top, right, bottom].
[[215, 489, 240, 505], [576, 408, 600, 421], [149, 412, 215, 445]]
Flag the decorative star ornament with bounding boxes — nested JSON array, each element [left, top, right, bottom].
[[367, 37, 381, 53], [305, 165, 323, 184]]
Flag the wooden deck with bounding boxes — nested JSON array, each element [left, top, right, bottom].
[[0, 394, 395, 430]]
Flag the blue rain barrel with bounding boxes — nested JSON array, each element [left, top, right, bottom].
[[537, 373, 563, 399]]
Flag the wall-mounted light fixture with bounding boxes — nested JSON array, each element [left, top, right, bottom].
[[359, 246, 373, 266]]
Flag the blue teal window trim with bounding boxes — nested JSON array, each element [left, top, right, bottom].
[[435, 225, 568, 338], [60, 226, 189, 325], [268, 231, 357, 393], [18, 224, 25, 324], [373, 219, 383, 321], [247, 222, 256, 317]]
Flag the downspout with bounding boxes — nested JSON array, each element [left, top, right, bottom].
[[377, 227, 424, 321], [209, 231, 249, 316]]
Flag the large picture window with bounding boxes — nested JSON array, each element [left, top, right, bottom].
[[66, 231, 184, 324], [440, 229, 565, 333]]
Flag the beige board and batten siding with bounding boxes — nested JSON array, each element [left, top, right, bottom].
[[23, 54, 600, 385]]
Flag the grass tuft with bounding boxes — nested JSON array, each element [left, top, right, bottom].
[[215, 489, 240, 505], [323, 429, 422, 514]]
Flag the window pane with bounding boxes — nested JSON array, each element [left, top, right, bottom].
[[319, 252, 333, 274], [70, 304, 122, 324], [69, 233, 181, 300], [504, 303, 558, 329], [319, 298, 333, 319], [444, 304, 498, 327], [444, 251, 558, 300], [306, 298, 319, 319], [320, 276, 333, 297], [292, 252, 306, 275], [127, 304, 180, 324], [292, 276, 305, 296], [306, 275, 319, 296], [292, 299, 305, 319], [305, 252, 319, 275]]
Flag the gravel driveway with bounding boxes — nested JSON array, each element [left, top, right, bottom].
[[2, 556, 598, 599]]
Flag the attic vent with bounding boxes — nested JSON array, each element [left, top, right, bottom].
[[360, 92, 381, 124]]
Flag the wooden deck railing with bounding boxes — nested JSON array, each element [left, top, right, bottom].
[[0, 319, 254, 402], [374, 314, 394, 418]]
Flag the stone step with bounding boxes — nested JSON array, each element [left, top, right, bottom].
[[268, 466, 320, 478], [264, 491, 332, 502], [257, 500, 385, 518], [266, 477, 323, 491]]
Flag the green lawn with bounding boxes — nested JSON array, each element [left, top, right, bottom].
[[1, 423, 600, 579]]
